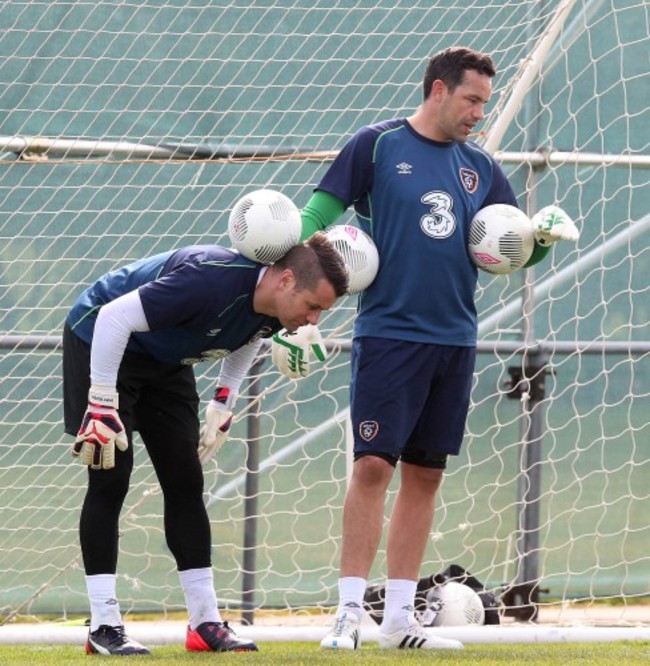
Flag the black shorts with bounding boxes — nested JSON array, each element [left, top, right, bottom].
[[350, 337, 476, 468], [62, 323, 199, 442]]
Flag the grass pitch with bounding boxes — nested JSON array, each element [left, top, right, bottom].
[[0, 641, 648, 664]]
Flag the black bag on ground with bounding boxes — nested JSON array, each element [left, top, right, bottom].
[[363, 563, 501, 625]]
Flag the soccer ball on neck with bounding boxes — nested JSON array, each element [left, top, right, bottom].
[[324, 224, 379, 294], [468, 204, 534, 274], [228, 189, 302, 264]]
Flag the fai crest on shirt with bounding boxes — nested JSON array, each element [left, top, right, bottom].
[[459, 168, 479, 193], [249, 325, 275, 344], [359, 420, 379, 441]]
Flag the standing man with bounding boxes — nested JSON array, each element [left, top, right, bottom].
[[298, 47, 579, 650], [64, 231, 348, 655]]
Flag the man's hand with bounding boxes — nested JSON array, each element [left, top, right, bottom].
[[198, 387, 235, 465], [271, 324, 327, 379], [72, 386, 128, 470], [532, 206, 580, 246]]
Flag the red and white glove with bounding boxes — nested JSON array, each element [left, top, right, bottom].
[[72, 386, 128, 470], [531, 206, 580, 246], [198, 387, 235, 465], [271, 324, 327, 379]]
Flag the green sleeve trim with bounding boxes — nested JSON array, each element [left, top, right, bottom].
[[524, 241, 552, 268], [300, 190, 347, 241]]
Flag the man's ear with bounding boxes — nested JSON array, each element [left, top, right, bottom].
[[431, 79, 449, 101], [278, 268, 296, 290], [431, 78, 447, 100]]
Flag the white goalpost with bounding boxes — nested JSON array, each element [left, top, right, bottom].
[[0, 0, 648, 646]]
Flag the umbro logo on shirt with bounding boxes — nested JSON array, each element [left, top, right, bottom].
[[396, 162, 412, 175]]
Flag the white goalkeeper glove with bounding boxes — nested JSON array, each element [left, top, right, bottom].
[[271, 324, 327, 379], [72, 386, 128, 470], [531, 205, 580, 246], [198, 387, 235, 465]]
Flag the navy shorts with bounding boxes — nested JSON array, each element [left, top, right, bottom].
[[350, 337, 476, 468], [62, 323, 199, 441]]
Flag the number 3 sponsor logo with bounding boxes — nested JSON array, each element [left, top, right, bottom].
[[420, 191, 456, 238]]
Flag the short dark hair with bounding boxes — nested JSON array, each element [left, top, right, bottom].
[[274, 231, 349, 297], [422, 47, 496, 100]]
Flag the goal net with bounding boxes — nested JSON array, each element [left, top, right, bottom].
[[0, 0, 647, 632]]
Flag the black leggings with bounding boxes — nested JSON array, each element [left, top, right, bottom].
[[63, 324, 210, 574]]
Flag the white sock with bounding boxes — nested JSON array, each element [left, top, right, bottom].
[[179, 567, 222, 630], [380, 579, 417, 633], [337, 576, 366, 619], [86, 574, 122, 632]]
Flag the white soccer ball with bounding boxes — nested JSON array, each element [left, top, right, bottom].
[[426, 581, 485, 627], [468, 203, 534, 275], [228, 189, 302, 264], [324, 224, 379, 294]]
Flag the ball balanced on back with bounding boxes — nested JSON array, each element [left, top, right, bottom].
[[229, 189, 380, 294]]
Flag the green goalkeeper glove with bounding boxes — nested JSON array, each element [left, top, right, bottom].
[[531, 205, 580, 246], [198, 387, 234, 465], [72, 386, 128, 470], [271, 324, 327, 379]]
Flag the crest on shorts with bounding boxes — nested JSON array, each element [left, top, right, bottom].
[[359, 420, 379, 441], [459, 168, 479, 193]]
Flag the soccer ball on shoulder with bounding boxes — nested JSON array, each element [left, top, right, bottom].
[[228, 189, 379, 294], [228, 189, 302, 265]]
